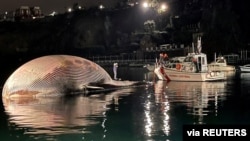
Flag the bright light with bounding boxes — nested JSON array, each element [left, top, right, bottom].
[[161, 4, 167, 11], [143, 2, 149, 8], [157, 3, 168, 13], [68, 8, 72, 12], [50, 11, 57, 16], [99, 5, 104, 9]]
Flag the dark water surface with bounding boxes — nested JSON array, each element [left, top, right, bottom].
[[1, 67, 250, 141]]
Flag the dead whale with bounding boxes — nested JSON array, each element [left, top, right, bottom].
[[2, 55, 137, 99]]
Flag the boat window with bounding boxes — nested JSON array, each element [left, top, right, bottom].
[[200, 57, 204, 64], [217, 59, 225, 63], [169, 60, 174, 63], [184, 57, 192, 62]]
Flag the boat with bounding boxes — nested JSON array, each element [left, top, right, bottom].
[[208, 56, 235, 72], [239, 64, 250, 72], [154, 37, 226, 82], [154, 53, 226, 81]]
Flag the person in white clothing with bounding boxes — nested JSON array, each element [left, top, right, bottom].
[[113, 63, 118, 80]]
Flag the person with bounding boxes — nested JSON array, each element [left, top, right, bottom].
[[192, 57, 199, 72], [163, 53, 168, 61], [159, 53, 164, 65], [113, 63, 118, 80]]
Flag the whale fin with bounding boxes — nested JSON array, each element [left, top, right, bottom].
[[85, 85, 104, 90]]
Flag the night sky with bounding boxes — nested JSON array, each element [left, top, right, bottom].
[[0, 0, 118, 15]]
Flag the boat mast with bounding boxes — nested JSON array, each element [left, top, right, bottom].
[[214, 52, 216, 62]]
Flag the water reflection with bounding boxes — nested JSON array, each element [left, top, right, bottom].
[[225, 71, 236, 80], [142, 80, 228, 139], [142, 80, 170, 138], [3, 88, 135, 138], [240, 72, 250, 81], [154, 81, 170, 136], [153, 80, 227, 124], [144, 71, 155, 82]]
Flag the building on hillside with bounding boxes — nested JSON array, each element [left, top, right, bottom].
[[15, 6, 31, 21], [15, 6, 43, 21], [30, 6, 43, 18]]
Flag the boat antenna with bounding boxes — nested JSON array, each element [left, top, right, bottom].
[[214, 52, 216, 62]]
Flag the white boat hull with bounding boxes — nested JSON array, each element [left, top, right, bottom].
[[154, 67, 225, 82], [208, 65, 235, 72], [240, 65, 250, 72], [240, 68, 250, 72]]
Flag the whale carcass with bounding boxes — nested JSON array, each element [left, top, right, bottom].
[[2, 55, 136, 99]]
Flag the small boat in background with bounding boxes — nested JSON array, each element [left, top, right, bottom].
[[208, 56, 235, 72], [239, 64, 250, 72]]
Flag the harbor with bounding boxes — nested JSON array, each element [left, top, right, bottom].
[[1, 1, 250, 140], [1, 66, 250, 141], [89, 49, 250, 69]]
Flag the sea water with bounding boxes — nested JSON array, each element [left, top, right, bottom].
[[0, 67, 250, 141]]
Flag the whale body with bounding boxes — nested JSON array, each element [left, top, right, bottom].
[[2, 55, 135, 99]]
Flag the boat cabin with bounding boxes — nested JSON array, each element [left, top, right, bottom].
[[182, 53, 208, 72], [210, 56, 227, 66], [165, 56, 186, 68]]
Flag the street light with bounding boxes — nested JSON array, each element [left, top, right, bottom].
[[158, 3, 168, 14], [99, 5, 105, 9], [142, 1, 168, 13], [67, 8, 72, 12], [143, 2, 149, 8], [161, 4, 167, 11]]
